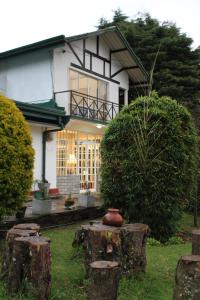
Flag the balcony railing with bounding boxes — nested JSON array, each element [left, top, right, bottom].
[[55, 90, 121, 122]]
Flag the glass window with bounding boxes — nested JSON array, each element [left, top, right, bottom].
[[69, 70, 107, 100]]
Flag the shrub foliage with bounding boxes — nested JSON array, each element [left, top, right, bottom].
[[101, 92, 199, 241], [0, 95, 34, 218]]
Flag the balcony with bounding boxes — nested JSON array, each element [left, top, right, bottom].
[[55, 90, 121, 122]]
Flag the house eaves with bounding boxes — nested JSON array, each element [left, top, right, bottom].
[[15, 99, 69, 128], [66, 26, 149, 84]]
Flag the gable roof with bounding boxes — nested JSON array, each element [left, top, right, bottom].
[[0, 27, 148, 84]]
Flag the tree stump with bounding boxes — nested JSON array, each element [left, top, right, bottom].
[[87, 260, 121, 300], [13, 223, 40, 232], [2, 227, 39, 280], [73, 223, 150, 275], [192, 229, 200, 255], [8, 236, 51, 299], [173, 255, 200, 300]]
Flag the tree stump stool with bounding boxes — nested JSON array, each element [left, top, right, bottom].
[[8, 236, 51, 300], [173, 255, 200, 300], [87, 260, 121, 300], [13, 223, 40, 232], [192, 229, 200, 255], [2, 226, 39, 280], [73, 223, 150, 275]]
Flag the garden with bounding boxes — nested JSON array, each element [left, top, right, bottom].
[[0, 93, 200, 299]]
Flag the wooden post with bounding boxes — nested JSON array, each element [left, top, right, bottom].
[[8, 236, 51, 299], [73, 223, 150, 275], [87, 260, 121, 300], [192, 229, 200, 255], [173, 255, 200, 299]]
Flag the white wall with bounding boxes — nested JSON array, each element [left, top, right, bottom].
[[0, 49, 53, 102], [45, 132, 57, 188], [31, 125, 43, 183], [53, 36, 129, 110], [30, 124, 57, 189]]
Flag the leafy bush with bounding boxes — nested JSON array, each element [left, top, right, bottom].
[[166, 236, 183, 245], [147, 238, 161, 246], [101, 92, 199, 242], [0, 95, 34, 218]]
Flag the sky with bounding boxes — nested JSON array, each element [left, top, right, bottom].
[[0, 0, 199, 52]]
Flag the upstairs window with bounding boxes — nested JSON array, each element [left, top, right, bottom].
[[69, 70, 107, 100]]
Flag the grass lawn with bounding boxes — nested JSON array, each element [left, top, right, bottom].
[[0, 213, 199, 300]]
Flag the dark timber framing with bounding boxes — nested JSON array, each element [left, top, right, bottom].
[[96, 36, 99, 56], [71, 63, 120, 84], [67, 42, 83, 67], [111, 66, 139, 78]]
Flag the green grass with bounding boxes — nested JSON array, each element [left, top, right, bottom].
[[0, 213, 198, 300]]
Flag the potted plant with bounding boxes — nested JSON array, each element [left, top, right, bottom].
[[78, 182, 95, 208], [64, 193, 75, 210], [32, 179, 52, 214]]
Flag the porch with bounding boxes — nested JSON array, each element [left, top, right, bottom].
[[0, 197, 103, 235]]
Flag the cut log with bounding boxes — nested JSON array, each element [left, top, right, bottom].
[[8, 236, 51, 299], [87, 260, 121, 300], [13, 223, 40, 232], [192, 229, 200, 255], [73, 223, 150, 275], [120, 223, 149, 273], [2, 228, 38, 280], [173, 255, 200, 300]]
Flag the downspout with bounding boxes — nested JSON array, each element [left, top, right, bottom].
[[42, 118, 68, 181]]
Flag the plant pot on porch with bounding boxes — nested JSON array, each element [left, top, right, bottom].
[[32, 199, 52, 215], [78, 194, 95, 208]]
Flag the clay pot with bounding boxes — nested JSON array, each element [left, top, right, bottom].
[[102, 208, 123, 227]]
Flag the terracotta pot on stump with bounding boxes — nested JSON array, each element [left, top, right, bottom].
[[102, 208, 123, 227]]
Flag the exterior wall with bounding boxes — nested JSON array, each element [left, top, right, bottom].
[[30, 124, 57, 188], [46, 132, 57, 188], [53, 36, 129, 112], [0, 49, 53, 102], [57, 175, 80, 195], [30, 125, 43, 182]]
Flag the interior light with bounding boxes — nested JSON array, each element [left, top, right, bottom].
[[96, 124, 103, 129]]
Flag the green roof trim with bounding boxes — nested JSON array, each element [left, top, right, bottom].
[[15, 100, 69, 127], [0, 35, 65, 59]]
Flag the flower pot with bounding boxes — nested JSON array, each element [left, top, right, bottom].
[[102, 208, 123, 227], [78, 194, 95, 207], [32, 199, 52, 215]]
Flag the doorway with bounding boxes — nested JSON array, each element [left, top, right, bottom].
[[119, 88, 125, 109], [79, 140, 100, 191]]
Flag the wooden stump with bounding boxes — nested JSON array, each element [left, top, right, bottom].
[[73, 223, 150, 275], [2, 227, 39, 280], [173, 255, 200, 300], [87, 260, 121, 300], [192, 229, 200, 255], [13, 223, 40, 232], [8, 236, 51, 299]]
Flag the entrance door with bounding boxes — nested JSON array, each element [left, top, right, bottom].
[[79, 141, 100, 191], [119, 88, 125, 110]]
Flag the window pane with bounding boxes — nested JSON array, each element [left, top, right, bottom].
[[98, 81, 107, 100], [69, 70, 78, 91]]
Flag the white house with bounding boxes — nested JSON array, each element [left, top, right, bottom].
[[0, 27, 148, 194]]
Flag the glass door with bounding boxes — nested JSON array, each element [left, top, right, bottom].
[[79, 141, 100, 191]]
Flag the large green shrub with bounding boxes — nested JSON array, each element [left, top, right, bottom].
[[101, 92, 199, 241], [0, 95, 34, 218]]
